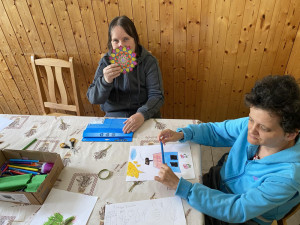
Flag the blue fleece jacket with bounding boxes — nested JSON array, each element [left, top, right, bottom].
[[86, 45, 164, 120], [176, 117, 300, 224]]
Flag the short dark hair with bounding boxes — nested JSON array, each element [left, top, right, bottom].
[[245, 75, 300, 133], [107, 16, 140, 56]]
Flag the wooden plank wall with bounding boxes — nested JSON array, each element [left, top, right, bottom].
[[0, 0, 300, 122]]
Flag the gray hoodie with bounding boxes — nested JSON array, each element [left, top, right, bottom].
[[87, 45, 164, 120]]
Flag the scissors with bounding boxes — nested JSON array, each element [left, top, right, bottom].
[[60, 138, 77, 149]]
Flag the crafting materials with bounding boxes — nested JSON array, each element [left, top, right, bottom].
[[7, 169, 26, 175], [40, 163, 54, 174], [60, 138, 77, 149], [160, 141, 165, 164], [8, 165, 39, 172], [109, 46, 137, 74], [8, 167, 40, 175], [9, 159, 39, 163], [0, 174, 32, 191], [22, 138, 37, 150]]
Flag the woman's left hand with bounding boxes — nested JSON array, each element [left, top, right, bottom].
[[123, 113, 145, 133]]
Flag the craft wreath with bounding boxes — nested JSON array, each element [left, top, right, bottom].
[[109, 46, 137, 74]]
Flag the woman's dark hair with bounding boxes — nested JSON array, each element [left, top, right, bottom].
[[245, 75, 300, 133], [107, 16, 140, 56]]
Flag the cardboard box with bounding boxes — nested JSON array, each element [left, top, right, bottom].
[[0, 149, 64, 204]]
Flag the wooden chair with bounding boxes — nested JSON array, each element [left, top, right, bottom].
[[271, 203, 300, 225], [31, 55, 82, 116]]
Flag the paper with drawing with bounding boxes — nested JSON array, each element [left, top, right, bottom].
[[30, 188, 97, 225], [126, 143, 195, 181], [104, 196, 186, 225]]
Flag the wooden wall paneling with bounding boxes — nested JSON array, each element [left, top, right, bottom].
[[196, 0, 216, 121], [215, 0, 246, 122], [91, 0, 109, 54], [13, 0, 52, 115], [257, 0, 291, 80], [238, 0, 278, 117], [201, 0, 231, 122], [38, 0, 74, 115], [132, 0, 148, 49], [118, 0, 133, 20], [26, 0, 62, 114], [0, 0, 40, 114], [0, 60, 17, 114], [272, 0, 300, 75], [0, 49, 27, 114], [0, 88, 8, 113], [14, 0, 45, 57], [184, 0, 201, 119], [173, 0, 187, 119], [52, 0, 99, 116], [77, 0, 102, 69], [226, 0, 261, 120], [160, 0, 174, 118], [145, 0, 161, 63], [105, 0, 120, 23], [26, 0, 56, 58], [286, 26, 300, 79]]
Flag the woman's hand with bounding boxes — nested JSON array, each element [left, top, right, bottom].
[[157, 129, 184, 144], [154, 164, 179, 190], [123, 113, 145, 133], [103, 64, 122, 83]]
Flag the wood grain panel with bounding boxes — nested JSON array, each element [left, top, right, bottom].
[[286, 26, 300, 79], [184, 0, 201, 119], [173, 0, 187, 119], [0, 0, 300, 122], [160, 0, 174, 118]]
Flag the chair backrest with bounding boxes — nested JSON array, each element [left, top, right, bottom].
[[30, 55, 82, 116]]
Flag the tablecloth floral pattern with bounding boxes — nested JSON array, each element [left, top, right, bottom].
[[0, 115, 204, 225]]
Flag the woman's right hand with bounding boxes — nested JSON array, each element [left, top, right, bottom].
[[157, 129, 184, 144], [103, 64, 122, 83]]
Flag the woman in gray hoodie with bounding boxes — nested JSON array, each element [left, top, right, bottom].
[[87, 16, 164, 134]]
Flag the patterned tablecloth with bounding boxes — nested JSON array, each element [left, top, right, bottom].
[[0, 115, 204, 225]]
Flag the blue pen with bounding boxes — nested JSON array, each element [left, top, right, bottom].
[[9, 159, 39, 163], [160, 141, 165, 164]]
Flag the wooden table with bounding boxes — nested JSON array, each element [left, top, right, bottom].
[[0, 115, 204, 225]]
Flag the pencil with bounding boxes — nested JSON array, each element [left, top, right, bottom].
[[22, 138, 37, 150], [160, 141, 165, 164]]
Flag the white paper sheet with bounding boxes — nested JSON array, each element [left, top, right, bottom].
[[0, 117, 13, 132], [104, 196, 187, 225], [30, 188, 97, 225], [126, 143, 195, 181]]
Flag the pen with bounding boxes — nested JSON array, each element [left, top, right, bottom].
[[22, 138, 37, 150], [160, 141, 165, 164], [8, 164, 39, 172], [8, 167, 40, 175], [9, 159, 39, 163]]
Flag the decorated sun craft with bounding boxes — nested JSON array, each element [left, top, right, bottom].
[[109, 46, 137, 74]]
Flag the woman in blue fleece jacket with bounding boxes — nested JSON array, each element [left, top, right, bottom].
[[155, 75, 300, 225], [87, 16, 164, 134]]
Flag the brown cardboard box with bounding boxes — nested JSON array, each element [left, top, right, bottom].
[[0, 149, 64, 204]]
